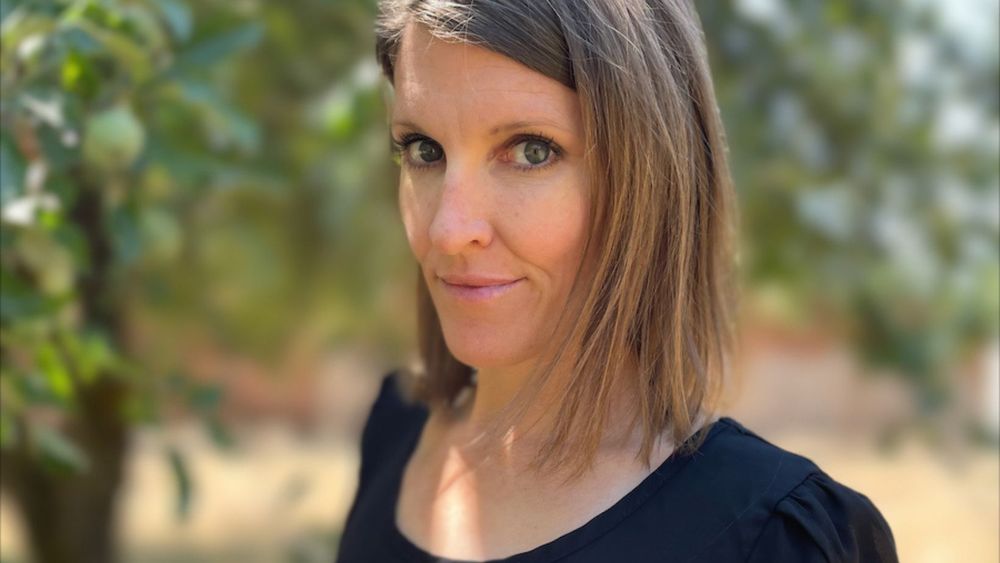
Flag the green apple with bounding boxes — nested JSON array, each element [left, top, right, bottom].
[[82, 104, 145, 172]]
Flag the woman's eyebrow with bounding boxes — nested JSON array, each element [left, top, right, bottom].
[[487, 119, 576, 136], [390, 119, 576, 136], [390, 120, 425, 132]]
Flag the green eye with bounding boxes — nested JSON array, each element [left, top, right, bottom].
[[514, 139, 552, 166], [391, 133, 560, 171], [391, 134, 443, 169]]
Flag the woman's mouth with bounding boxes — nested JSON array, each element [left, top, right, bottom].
[[438, 275, 525, 303]]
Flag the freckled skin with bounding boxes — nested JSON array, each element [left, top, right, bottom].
[[393, 24, 590, 369]]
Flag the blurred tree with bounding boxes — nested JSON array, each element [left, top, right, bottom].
[[0, 1, 267, 561], [699, 0, 999, 417], [1, 0, 408, 561]]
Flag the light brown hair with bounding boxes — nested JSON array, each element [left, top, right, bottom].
[[375, 0, 740, 483]]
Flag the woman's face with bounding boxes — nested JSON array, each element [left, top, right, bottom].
[[392, 24, 590, 369]]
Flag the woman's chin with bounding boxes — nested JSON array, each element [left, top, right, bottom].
[[441, 330, 529, 370], [445, 345, 515, 370]]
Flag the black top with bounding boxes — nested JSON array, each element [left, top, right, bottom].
[[336, 372, 899, 562]]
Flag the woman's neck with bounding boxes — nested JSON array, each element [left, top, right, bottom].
[[441, 358, 649, 463]]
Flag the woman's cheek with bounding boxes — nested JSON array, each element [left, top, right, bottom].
[[513, 182, 588, 261], [398, 176, 430, 260]]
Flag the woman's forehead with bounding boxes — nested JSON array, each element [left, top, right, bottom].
[[391, 23, 581, 135]]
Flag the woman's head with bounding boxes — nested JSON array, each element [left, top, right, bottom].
[[391, 23, 591, 373], [376, 0, 739, 479]]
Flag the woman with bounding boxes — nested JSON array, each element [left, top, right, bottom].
[[337, 0, 899, 561]]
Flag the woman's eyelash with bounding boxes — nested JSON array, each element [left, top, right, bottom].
[[389, 132, 428, 154], [389, 133, 437, 170], [389, 131, 564, 172]]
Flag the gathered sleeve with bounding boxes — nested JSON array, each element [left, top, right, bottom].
[[746, 472, 899, 563]]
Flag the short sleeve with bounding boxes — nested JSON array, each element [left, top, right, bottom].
[[341, 372, 413, 524], [353, 371, 409, 489], [746, 472, 899, 563], [336, 372, 429, 562]]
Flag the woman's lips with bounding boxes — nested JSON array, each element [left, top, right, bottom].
[[438, 277, 525, 303]]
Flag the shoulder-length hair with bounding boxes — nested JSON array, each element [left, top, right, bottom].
[[375, 0, 740, 483]]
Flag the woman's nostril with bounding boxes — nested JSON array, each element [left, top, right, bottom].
[[429, 216, 492, 254]]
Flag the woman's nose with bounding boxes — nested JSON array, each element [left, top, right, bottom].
[[428, 167, 493, 255]]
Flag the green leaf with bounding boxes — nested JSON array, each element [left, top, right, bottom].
[[0, 269, 57, 321], [15, 228, 77, 295], [176, 80, 259, 153], [34, 425, 89, 474], [320, 92, 357, 141], [61, 49, 99, 100], [120, 4, 168, 54], [167, 445, 193, 521], [139, 207, 182, 262], [188, 382, 222, 413], [0, 0, 22, 25], [76, 1, 128, 31], [1, 11, 56, 58], [166, 23, 263, 78], [206, 415, 234, 450], [61, 328, 119, 383], [109, 204, 142, 267], [0, 367, 25, 413], [37, 208, 61, 230], [0, 131, 25, 207], [154, 0, 191, 42], [52, 221, 91, 273], [58, 26, 102, 54], [36, 340, 74, 402], [69, 19, 153, 83]]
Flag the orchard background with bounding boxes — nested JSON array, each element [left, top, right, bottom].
[[0, 1, 997, 562]]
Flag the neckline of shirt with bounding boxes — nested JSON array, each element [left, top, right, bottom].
[[385, 407, 737, 563]]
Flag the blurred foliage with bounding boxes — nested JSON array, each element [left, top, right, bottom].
[[701, 0, 999, 410], [1, 0, 409, 457], [2, 0, 263, 457], [0, 0, 997, 560], [0, 0, 406, 561]]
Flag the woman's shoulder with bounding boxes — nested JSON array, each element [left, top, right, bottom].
[[359, 370, 428, 442], [353, 371, 428, 484], [677, 417, 899, 562], [362, 370, 427, 432]]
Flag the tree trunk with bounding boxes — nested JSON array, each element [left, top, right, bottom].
[[0, 171, 131, 563], [1, 380, 129, 563]]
